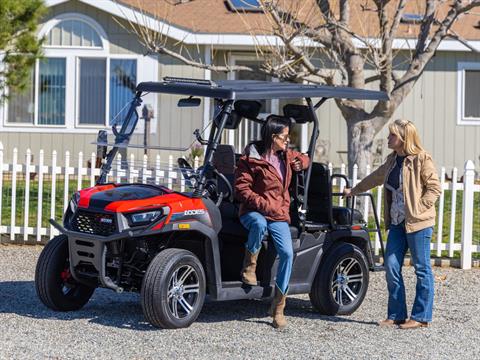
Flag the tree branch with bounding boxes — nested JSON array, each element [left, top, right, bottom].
[[388, 0, 407, 40], [414, 0, 437, 58], [152, 44, 252, 72], [339, 0, 349, 24], [391, 0, 480, 111], [446, 31, 480, 52]]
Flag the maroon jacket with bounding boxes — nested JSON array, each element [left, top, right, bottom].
[[234, 143, 310, 223]]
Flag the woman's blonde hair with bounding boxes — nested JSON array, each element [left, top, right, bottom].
[[388, 119, 424, 155]]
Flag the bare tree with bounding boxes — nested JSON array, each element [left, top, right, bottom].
[[123, 0, 480, 175]]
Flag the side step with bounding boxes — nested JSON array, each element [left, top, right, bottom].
[[216, 281, 272, 301]]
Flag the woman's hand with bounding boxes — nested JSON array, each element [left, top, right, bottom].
[[291, 157, 303, 172], [343, 188, 353, 198]]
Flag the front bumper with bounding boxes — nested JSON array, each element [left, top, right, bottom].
[[50, 219, 158, 293]]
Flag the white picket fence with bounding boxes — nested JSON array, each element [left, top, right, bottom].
[[329, 160, 479, 269], [0, 145, 478, 268], [0, 146, 196, 243]]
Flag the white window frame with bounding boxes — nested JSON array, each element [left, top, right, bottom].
[[39, 13, 109, 50], [74, 55, 139, 130], [0, 13, 157, 134], [457, 61, 480, 126]]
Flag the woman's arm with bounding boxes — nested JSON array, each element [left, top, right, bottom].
[[290, 150, 310, 170], [234, 159, 269, 213], [420, 154, 441, 209], [350, 159, 390, 195]]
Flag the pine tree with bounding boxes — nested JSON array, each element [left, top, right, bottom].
[[0, 0, 47, 98]]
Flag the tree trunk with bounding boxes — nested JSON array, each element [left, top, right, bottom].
[[345, 117, 386, 214], [347, 119, 379, 181]]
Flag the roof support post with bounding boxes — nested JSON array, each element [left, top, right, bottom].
[[193, 100, 235, 197], [203, 45, 212, 140], [300, 97, 320, 217]]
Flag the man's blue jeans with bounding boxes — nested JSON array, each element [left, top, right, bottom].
[[385, 222, 434, 323], [240, 211, 293, 294]]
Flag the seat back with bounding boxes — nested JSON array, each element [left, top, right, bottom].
[[212, 144, 236, 196], [306, 162, 333, 224]]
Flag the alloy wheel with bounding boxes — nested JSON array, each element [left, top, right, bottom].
[[167, 265, 201, 319], [331, 257, 364, 306]]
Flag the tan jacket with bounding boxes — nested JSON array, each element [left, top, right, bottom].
[[351, 151, 441, 233]]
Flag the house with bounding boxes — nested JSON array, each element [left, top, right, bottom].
[[1, 0, 480, 172]]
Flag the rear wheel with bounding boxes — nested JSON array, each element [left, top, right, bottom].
[[35, 235, 95, 311], [141, 248, 206, 329], [309, 242, 369, 315]]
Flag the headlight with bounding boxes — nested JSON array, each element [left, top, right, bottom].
[[126, 210, 163, 227], [69, 192, 80, 213]]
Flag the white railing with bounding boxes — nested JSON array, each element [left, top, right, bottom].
[[0, 144, 478, 268]]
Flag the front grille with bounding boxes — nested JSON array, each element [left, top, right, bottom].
[[71, 210, 117, 236]]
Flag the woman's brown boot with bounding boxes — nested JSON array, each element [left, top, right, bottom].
[[271, 286, 287, 329], [241, 250, 258, 286]]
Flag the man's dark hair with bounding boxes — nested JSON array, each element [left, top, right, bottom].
[[261, 115, 292, 151]]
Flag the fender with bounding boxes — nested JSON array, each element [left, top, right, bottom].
[[307, 229, 373, 287], [156, 220, 223, 299]]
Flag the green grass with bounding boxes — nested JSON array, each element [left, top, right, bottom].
[[1, 176, 91, 228]]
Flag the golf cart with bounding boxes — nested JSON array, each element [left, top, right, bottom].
[[35, 77, 388, 329]]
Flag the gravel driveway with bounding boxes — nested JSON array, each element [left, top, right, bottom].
[[0, 245, 479, 360]]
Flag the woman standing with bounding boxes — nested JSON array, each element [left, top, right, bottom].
[[234, 115, 309, 329], [344, 119, 441, 329]]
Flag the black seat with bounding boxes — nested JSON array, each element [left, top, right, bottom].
[[306, 162, 332, 224], [306, 162, 364, 227], [212, 144, 236, 196]]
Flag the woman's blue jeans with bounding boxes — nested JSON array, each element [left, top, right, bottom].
[[385, 222, 434, 323], [240, 211, 293, 294]]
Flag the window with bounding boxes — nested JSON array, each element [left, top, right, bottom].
[[46, 19, 102, 47], [7, 58, 67, 126], [7, 69, 35, 124], [226, 0, 262, 12], [110, 59, 137, 125], [38, 58, 66, 125], [457, 62, 480, 125], [78, 58, 106, 125], [2, 14, 151, 132], [464, 70, 480, 118]]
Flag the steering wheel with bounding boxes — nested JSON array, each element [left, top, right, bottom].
[[177, 158, 198, 187], [214, 169, 233, 202], [204, 169, 233, 205]]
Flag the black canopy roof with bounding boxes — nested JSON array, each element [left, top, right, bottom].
[[136, 78, 389, 101]]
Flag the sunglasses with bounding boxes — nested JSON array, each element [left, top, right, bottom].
[[275, 134, 291, 141]]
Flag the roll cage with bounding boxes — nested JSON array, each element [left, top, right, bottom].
[[96, 77, 388, 218]]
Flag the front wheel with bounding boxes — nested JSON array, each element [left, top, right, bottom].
[[35, 235, 95, 311], [309, 242, 369, 315], [141, 248, 206, 329]]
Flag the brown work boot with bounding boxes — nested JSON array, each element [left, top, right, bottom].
[[241, 250, 258, 286], [271, 286, 287, 329], [399, 319, 429, 329], [378, 319, 405, 327]]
